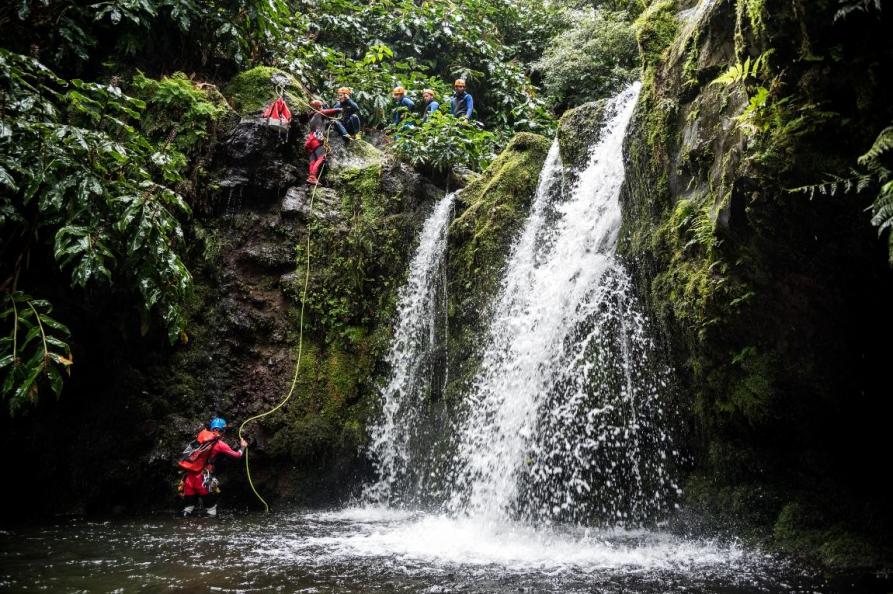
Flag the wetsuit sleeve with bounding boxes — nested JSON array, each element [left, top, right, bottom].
[[465, 94, 474, 118], [213, 440, 244, 459], [320, 108, 342, 117]]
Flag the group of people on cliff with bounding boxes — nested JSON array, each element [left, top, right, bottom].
[[300, 79, 476, 184]]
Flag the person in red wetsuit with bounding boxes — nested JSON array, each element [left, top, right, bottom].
[[178, 416, 247, 517], [305, 99, 342, 185]]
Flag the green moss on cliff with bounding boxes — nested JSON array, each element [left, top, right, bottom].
[[633, 0, 679, 70], [266, 341, 373, 462], [558, 100, 607, 170], [224, 66, 308, 115], [450, 132, 551, 300], [619, 0, 893, 570], [445, 132, 550, 400]]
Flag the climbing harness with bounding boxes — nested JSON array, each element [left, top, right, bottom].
[[238, 121, 336, 512]]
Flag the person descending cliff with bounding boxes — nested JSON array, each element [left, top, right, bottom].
[[332, 86, 360, 141], [177, 417, 248, 518], [391, 86, 414, 127], [421, 89, 439, 120], [449, 79, 474, 120], [305, 99, 342, 185]]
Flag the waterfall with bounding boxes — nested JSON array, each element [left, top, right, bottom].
[[446, 82, 679, 525], [364, 191, 455, 506]]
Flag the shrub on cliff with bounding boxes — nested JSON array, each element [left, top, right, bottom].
[[534, 10, 639, 111], [391, 111, 499, 173]]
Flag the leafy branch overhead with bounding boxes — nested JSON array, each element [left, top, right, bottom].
[[0, 50, 196, 345], [0, 292, 72, 414]]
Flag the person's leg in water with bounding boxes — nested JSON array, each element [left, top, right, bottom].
[[180, 472, 208, 516], [181, 494, 198, 517], [203, 493, 220, 517]]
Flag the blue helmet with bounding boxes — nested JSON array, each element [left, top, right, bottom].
[[209, 417, 227, 431]]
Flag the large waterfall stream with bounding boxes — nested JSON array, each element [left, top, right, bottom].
[[445, 83, 677, 526], [0, 85, 841, 592]]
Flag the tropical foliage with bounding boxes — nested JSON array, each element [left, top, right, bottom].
[[534, 9, 639, 110], [391, 110, 498, 172], [0, 49, 200, 409], [1, 0, 290, 72], [0, 292, 72, 414]]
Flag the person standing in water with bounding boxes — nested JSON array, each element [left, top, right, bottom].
[[177, 417, 248, 517]]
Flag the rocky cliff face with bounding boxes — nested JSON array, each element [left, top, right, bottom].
[[618, 0, 893, 566], [155, 117, 444, 507]]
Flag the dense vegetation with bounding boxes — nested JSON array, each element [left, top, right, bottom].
[[1, 0, 649, 412], [618, 0, 893, 568]]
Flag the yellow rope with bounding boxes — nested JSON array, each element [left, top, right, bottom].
[[238, 121, 333, 513]]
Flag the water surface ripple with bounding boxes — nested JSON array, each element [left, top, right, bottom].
[[0, 508, 834, 593]]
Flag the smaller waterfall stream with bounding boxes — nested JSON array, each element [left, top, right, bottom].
[[364, 191, 455, 506]]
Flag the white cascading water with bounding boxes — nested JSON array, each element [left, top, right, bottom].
[[446, 81, 679, 525], [364, 191, 455, 506], [300, 83, 764, 581]]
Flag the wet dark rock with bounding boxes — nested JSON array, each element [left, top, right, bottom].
[[224, 118, 295, 163], [212, 117, 303, 205], [558, 100, 607, 171], [281, 185, 341, 222], [242, 243, 295, 271]]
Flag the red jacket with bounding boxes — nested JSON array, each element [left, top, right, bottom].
[[179, 430, 243, 473]]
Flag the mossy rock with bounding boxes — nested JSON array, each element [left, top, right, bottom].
[[633, 0, 680, 69], [328, 139, 387, 176], [224, 66, 309, 116], [773, 502, 885, 569], [445, 132, 551, 402], [451, 132, 551, 296], [558, 100, 608, 170]]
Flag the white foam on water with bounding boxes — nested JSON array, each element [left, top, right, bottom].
[[254, 507, 752, 576]]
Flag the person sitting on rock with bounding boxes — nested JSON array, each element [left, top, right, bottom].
[[177, 416, 248, 518], [332, 86, 360, 141], [391, 86, 414, 127], [421, 89, 439, 120], [305, 99, 342, 185], [449, 79, 474, 120]]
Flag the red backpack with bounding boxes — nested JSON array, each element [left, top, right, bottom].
[[262, 96, 292, 128], [177, 429, 219, 472]]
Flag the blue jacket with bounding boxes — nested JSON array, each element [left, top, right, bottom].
[[392, 96, 414, 126], [336, 98, 359, 122], [423, 100, 440, 119], [450, 91, 473, 119]]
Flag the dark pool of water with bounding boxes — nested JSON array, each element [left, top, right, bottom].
[[0, 507, 885, 593]]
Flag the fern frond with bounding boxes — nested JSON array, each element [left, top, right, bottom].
[[869, 184, 893, 230], [788, 170, 864, 199], [710, 50, 774, 87], [835, 0, 883, 22], [858, 126, 893, 168]]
